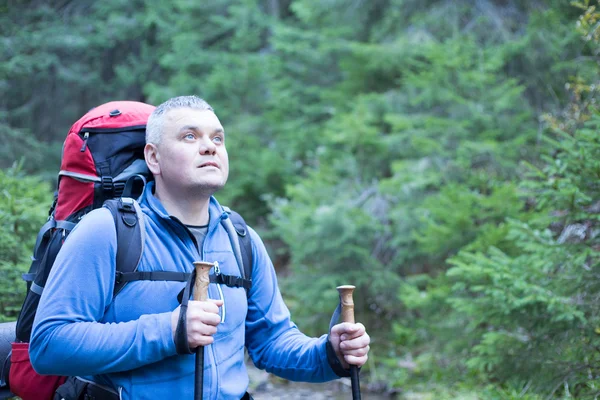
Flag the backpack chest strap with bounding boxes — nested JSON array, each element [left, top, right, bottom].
[[115, 271, 252, 290], [213, 274, 252, 290], [115, 271, 189, 283]]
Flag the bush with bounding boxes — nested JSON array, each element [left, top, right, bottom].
[[0, 164, 52, 321]]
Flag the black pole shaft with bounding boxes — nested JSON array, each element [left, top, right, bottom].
[[350, 365, 361, 400], [195, 347, 204, 400]]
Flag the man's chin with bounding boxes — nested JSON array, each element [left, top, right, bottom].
[[190, 180, 227, 197]]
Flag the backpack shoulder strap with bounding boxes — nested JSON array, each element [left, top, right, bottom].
[[104, 198, 145, 297], [227, 210, 253, 283], [221, 207, 253, 294]]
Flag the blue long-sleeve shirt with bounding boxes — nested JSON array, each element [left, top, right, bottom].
[[30, 183, 340, 399]]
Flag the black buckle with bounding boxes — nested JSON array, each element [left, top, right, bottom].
[[101, 176, 114, 196], [224, 275, 240, 287], [115, 271, 123, 284], [222, 275, 233, 286]]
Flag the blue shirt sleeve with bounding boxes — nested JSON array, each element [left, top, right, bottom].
[[30, 208, 176, 376], [244, 227, 340, 382]]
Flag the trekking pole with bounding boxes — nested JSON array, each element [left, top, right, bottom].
[[193, 261, 214, 400], [337, 285, 362, 400]]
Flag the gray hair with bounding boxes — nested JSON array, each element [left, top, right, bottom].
[[146, 95, 214, 145]]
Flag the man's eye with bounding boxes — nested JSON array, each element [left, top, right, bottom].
[[213, 136, 223, 143], [185, 133, 195, 140]]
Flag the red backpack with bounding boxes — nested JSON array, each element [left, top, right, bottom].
[[8, 101, 155, 400]]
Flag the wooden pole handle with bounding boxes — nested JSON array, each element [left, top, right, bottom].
[[193, 261, 214, 301], [337, 285, 356, 324], [337, 285, 361, 399]]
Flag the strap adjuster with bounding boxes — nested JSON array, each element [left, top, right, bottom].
[[102, 176, 114, 196], [119, 198, 136, 213], [118, 198, 138, 227], [219, 274, 252, 290], [222, 275, 237, 287]]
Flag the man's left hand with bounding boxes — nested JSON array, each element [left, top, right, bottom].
[[329, 322, 370, 369]]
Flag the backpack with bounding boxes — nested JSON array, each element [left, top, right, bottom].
[[4, 101, 253, 400]]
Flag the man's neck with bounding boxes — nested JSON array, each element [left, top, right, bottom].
[[154, 185, 211, 226]]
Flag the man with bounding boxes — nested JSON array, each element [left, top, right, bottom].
[[30, 96, 370, 399]]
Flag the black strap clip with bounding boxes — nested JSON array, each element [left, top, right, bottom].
[[222, 275, 234, 286], [101, 176, 114, 197]]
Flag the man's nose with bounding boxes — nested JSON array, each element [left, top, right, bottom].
[[199, 136, 216, 154]]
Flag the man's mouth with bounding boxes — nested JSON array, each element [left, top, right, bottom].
[[199, 161, 219, 168]]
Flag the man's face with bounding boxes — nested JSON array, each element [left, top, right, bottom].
[[150, 107, 229, 196]]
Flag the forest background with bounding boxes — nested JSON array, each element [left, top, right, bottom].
[[3, 0, 600, 398]]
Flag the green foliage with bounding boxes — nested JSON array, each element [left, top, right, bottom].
[[271, 0, 565, 351], [0, 165, 52, 321], [0, 122, 62, 180], [1, 0, 168, 168], [415, 183, 522, 259], [424, 3, 600, 394], [273, 161, 402, 335], [3, 0, 600, 397], [265, 1, 598, 397], [523, 119, 600, 221]]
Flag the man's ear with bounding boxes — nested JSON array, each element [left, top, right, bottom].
[[144, 143, 161, 176]]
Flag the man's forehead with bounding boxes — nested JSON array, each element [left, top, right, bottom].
[[165, 107, 223, 130], [165, 107, 215, 120]]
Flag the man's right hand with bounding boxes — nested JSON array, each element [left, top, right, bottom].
[[171, 299, 223, 348]]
